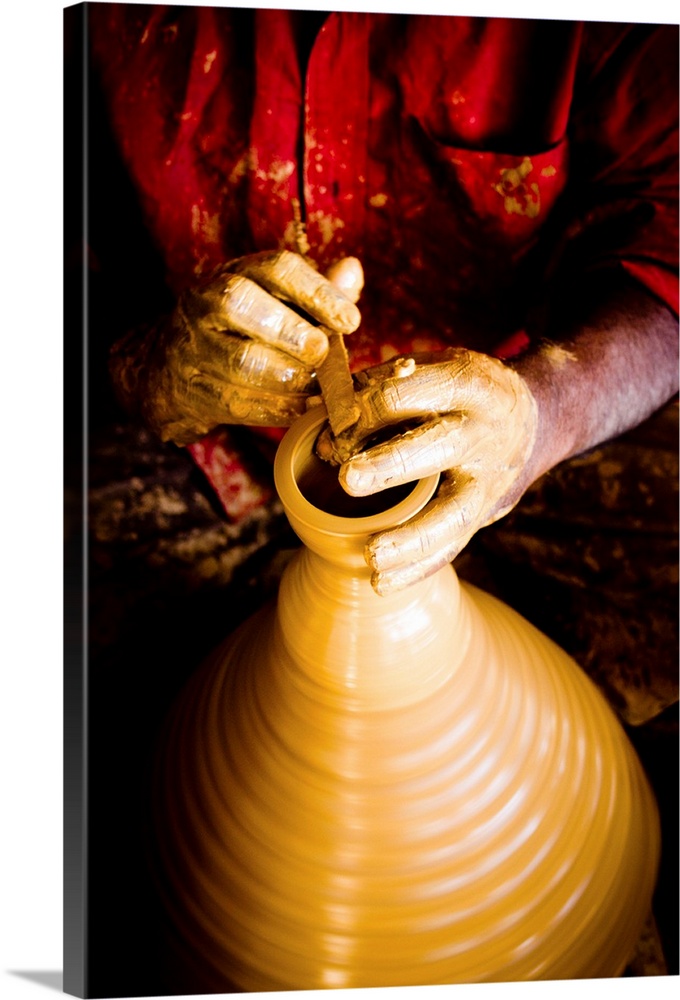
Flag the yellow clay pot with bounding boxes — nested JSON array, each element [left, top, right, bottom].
[[155, 406, 660, 991]]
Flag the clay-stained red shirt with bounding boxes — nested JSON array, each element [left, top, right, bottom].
[[89, 6, 679, 515]]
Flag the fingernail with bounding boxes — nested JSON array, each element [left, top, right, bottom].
[[364, 534, 395, 574], [317, 288, 361, 334], [370, 570, 404, 598], [294, 327, 328, 367], [338, 458, 376, 497]]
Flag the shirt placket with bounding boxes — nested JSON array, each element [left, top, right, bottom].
[[247, 9, 303, 251], [303, 13, 370, 268]]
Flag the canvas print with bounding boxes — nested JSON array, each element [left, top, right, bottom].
[[63, 2, 679, 996]]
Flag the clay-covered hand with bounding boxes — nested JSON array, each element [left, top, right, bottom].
[[109, 251, 362, 445], [316, 348, 538, 595]]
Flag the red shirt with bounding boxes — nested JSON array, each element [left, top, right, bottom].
[[89, 6, 679, 516]]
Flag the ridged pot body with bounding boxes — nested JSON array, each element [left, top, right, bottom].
[[155, 408, 660, 991]]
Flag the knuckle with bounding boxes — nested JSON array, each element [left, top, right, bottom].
[[220, 272, 249, 300], [271, 249, 298, 280], [274, 248, 295, 266]]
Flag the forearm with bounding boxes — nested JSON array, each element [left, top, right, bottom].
[[511, 278, 679, 489]]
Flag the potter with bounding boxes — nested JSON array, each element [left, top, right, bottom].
[[87, 9, 678, 984]]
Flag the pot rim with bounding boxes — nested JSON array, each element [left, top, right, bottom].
[[274, 405, 440, 537]]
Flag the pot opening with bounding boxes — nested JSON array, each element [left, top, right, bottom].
[[296, 450, 415, 519]]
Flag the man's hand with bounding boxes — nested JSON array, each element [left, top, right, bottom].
[[109, 251, 362, 445], [316, 348, 538, 596]]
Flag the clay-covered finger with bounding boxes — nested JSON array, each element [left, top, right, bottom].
[[339, 414, 488, 496], [200, 331, 317, 395], [347, 350, 523, 439], [232, 250, 361, 335], [365, 475, 483, 595], [351, 349, 459, 389], [365, 473, 484, 574], [368, 531, 477, 596], [206, 273, 329, 365], [186, 371, 310, 428], [354, 353, 476, 425]]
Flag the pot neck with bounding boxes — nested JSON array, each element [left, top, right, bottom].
[[273, 409, 465, 709], [274, 407, 440, 574]]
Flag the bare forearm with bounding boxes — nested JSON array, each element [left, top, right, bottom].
[[512, 280, 679, 489]]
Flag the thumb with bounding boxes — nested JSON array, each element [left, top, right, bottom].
[[324, 257, 364, 304]]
